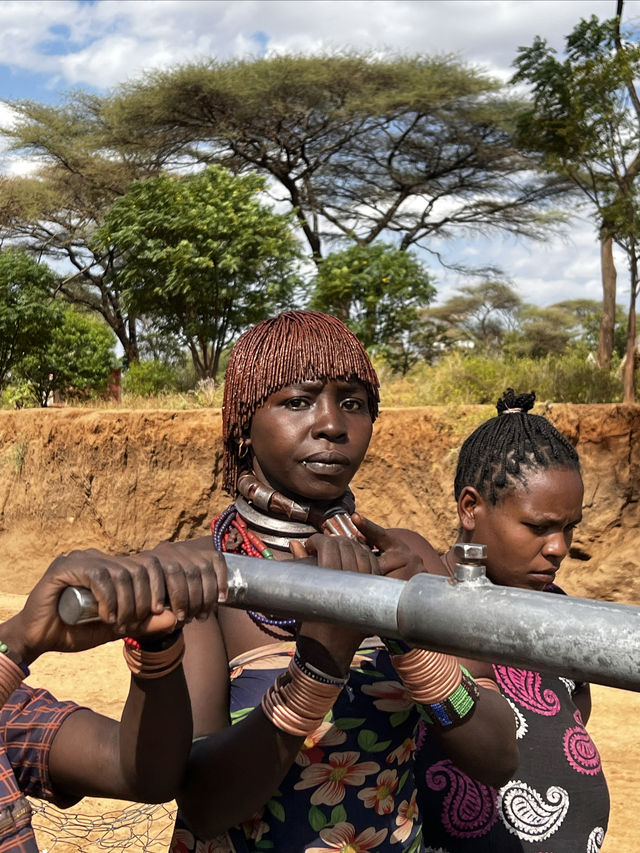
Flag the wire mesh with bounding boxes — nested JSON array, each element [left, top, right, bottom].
[[30, 799, 176, 852]]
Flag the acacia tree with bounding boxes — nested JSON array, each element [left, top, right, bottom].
[[94, 165, 303, 380], [425, 280, 523, 354], [511, 4, 640, 396], [503, 305, 575, 359], [105, 53, 569, 266]]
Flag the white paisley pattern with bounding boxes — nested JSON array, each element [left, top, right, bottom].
[[558, 677, 576, 696], [504, 696, 528, 739], [587, 826, 606, 853], [498, 781, 569, 842]]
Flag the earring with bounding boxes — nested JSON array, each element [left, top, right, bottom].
[[237, 438, 250, 459]]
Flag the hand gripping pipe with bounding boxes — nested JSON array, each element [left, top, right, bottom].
[[57, 548, 640, 692]]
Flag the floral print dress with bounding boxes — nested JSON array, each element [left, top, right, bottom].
[[171, 640, 425, 853]]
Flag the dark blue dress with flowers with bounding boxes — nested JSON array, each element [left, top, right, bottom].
[[171, 640, 425, 853]]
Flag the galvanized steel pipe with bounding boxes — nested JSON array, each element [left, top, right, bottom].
[[58, 552, 640, 691], [221, 556, 640, 692]]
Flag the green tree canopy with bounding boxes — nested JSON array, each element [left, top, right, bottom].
[[94, 165, 303, 380], [16, 307, 116, 407], [425, 280, 523, 354], [309, 243, 435, 373], [511, 5, 640, 394], [0, 249, 60, 389], [0, 96, 165, 362], [503, 305, 574, 359], [551, 298, 628, 356]]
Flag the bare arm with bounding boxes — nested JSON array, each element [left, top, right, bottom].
[[177, 614, 308, 837], [354, 516, 519, 787], [177, 534, 382, 839], [0, 540, 218, 804]]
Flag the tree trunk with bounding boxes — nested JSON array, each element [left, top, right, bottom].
[[623, 250, 638, 403], [126, 315, 139, 362], [598, 225, 617, 370], [119, 332, 139, 365]]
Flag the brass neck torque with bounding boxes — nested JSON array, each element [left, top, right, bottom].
[[235, 471, 359, 547]]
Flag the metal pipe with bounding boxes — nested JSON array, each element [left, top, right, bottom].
[[223, 555, 405, 636], [223, 558, 640, 691], [57, 553, 640, 691], [397, 573, 640, 691]]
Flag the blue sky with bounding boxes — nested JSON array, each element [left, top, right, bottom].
[[1, 0, 639, 309]]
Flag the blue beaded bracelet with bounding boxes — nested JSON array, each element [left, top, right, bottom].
[[293, 652, 349, 687], [416, 668, 479, 729]]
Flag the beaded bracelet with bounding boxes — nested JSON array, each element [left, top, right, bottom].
[[124, 629, 183, 654], [380, 637, 413, 656], [293, 652, 349, 687], [0, 641, 29, 678], [122, 633, 185, 679], [261, 657, 344, 737], [391, 647, 479, 729], [415, 669, 480, 729]]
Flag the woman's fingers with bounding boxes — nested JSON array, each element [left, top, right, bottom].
[[352, 513, 391, 551], [288, 539, 309, 560], [211, 549, 228, 605], [141, 539, 219, 624], [352, 514, 426, 579], [303, 533, 379, 575], [96, 556, 149, 633]]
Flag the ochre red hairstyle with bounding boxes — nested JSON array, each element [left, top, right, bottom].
[[222, 310, 379, 494]]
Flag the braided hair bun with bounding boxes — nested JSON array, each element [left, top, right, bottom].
[[496, 388, 536, 416], [454, 388, 580, 503]]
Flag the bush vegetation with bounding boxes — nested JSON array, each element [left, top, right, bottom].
[[2, 350, 621, 411]]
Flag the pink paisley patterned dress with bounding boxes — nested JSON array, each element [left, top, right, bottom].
[[414, 586, 609, 853]]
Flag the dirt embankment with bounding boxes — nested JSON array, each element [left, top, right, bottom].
[[1, 403, 640, 603], [0, 404, 639, 852]]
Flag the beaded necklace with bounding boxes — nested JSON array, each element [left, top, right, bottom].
[[211, 504, 298, 640]]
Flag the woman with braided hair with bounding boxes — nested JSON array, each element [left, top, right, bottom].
[[415, 388, 610, 853], [165, 311, 518, 853]]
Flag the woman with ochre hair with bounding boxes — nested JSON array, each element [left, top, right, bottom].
[[166, 311, 518, 853], [415, 388, 609, 853]]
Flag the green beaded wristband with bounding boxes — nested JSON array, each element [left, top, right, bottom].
[[416, 668, 479, 729], [380, 637, 414, 656]]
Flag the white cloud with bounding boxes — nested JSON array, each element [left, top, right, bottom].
[[2, 0, 639, 90], [0, 101, 39, 176]]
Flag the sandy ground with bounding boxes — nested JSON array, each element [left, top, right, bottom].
[[0, 590, 634, 853]]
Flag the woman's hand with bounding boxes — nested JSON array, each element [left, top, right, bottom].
[[5, 537, 221, 664], [290, 532, 382, 676], [352, 513, 432, 580], [289, 531, 379, 574]]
